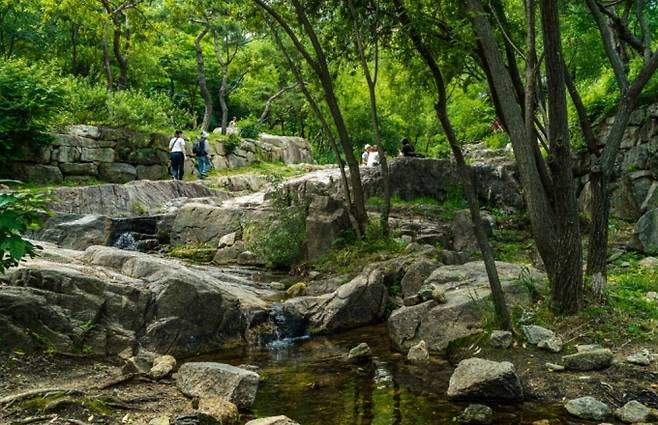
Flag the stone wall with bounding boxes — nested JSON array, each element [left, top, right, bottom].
[[5, 126, 314, 184], [580, 102, 658, 222]]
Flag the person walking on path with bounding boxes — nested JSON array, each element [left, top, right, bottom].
[[362, 144, 370, 166], [169, 130, 186, 180], [194, 131, 212, 179]]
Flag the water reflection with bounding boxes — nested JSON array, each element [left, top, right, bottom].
[[201, 325, 572, 425]]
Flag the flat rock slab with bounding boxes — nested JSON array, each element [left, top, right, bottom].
[[447, 358, 523, 402], [564, 396, 610, 421], [562, 348, 613, 371], [245, 416, 300, 425], [176, 362, 260, 410]]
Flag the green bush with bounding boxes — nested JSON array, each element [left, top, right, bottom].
[[62, 79, 191, 132], [223, 133, 241, 155], [244, 186, 306, 268], [0, 187, 49, 273], [0, 59, 65, 162], [238, 115, 261, 139]]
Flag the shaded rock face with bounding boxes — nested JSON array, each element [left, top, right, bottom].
[[632, 207, 658, 253], [447, 358, 523, 402], [176, 362, 260, 410], [0, 244, 272, 356], [304, 194, 350, 260], [361, 158, 524, 211], [388, 261, 543, 355], [48, 179, 224, 217], [32, 213, 172, 251], [282, 268, 389, 335]]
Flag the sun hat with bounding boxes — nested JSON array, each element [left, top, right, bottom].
[[364, 144, 371, 150]]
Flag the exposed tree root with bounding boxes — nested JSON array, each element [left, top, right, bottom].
[[11, 414, 57, 424], [1, 389, 85, 409]]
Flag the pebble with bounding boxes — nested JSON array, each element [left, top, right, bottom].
[[545, 363, 565, 372]]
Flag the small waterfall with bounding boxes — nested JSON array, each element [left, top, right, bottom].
[[113, 232, 139, 251], [266, 303, 309, 350]]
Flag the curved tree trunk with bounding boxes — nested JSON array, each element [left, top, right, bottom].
[[395, 0, 511, 329], [347, 0, 390, 236], [195, 28, 212, 132]]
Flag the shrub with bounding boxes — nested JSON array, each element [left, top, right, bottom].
[[0, 187, 50, 273], [62, 78, 191, 132], [245, 184, 306, 268], [0, 59, 65, 162], [238, 115, 262, 139], [223, 133, 241, 155]]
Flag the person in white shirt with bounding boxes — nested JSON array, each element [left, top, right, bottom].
[[362, 144, 370, 166], [366, 145, 380, 167], [169, 130, 186, 180]]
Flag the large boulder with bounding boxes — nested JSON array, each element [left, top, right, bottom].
[[7, 164, 63, 184], [400, 259, 440, 298], [447, 358, 523, 402], [47, 180, 224, 216], [388, 261, 543, 355], [304, 194, 350, 260], [282, 268, 389, 335], [176, 362, 260, 409], [171, 204, 244, 246], [0, 243, 271, 356], [99, 162, 137, 183], [632, 207, 658, 253]]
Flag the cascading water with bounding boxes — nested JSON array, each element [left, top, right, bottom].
[[113, 232, 139, 251], [266, 302, 309, 350]]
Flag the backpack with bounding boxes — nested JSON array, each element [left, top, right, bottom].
[[192, 139, 205, 156]]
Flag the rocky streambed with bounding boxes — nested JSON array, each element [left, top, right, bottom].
[[3, 156, 658, 424]]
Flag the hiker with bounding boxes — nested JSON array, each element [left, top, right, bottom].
[[229, 116, 238, 129], [400, 137, 425, 158], [362, 144, 371, 166], [169, 130, 186, 180], [193, 131, 212, 179]]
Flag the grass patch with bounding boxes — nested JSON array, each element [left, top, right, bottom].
[[528, 264, 658, 344], [312, 222, 406, 275], [168, 243, 216, 263], [491, 228, 534, 263], [207, 161, 315, 180]]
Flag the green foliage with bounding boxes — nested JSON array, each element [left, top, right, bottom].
[[439, 181, 468, 220], [238, 115, 262, 139], [245, 187, 306, 269], [222, 133, 242, 155], [0, 59, 65, 161], [313, 222, 406, 275], [209, 161, 314, 179], [61, 78, 191, 132], [0, 189, 49, 273], [168, 243, 216, 263], [530, 264, 658, 344], [483, 132, 510, 150]]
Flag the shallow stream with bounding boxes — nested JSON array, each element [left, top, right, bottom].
[[199, 325, 580, 425]]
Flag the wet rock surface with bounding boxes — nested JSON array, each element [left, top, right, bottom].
[[447, 358, 523, 402]]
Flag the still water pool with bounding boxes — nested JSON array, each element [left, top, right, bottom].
[[201, 325, 583, 425]]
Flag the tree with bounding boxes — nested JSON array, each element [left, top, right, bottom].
[[346, 0, 392, 236], [99, 0, 143, 90], [394, 0, 511, 329], [254, 0, 368, 235]]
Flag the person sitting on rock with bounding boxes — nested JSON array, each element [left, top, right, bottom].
[[366, 145, 380, 167], [400, 137, 425, 158], [362, 144, 371, 166]]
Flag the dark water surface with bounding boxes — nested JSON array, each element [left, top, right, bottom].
[[198, 325, 584, 425]]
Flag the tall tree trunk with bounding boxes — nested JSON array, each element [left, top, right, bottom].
[[347, 0, 391, 236], [100, 0, 129, 90], [259, 84, 296, 124], [212, 30, 229, 135], [538, 0, 583, 313], [256, 0, 367, 233], [195, 28, 212, 132], [395, 0, 511, 329], [101, 27, 113, 92], [268, 20, 360, 237], [467, 0, 584, 314]]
